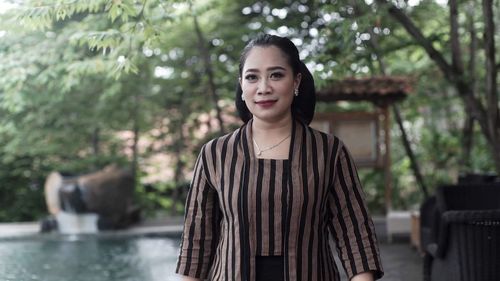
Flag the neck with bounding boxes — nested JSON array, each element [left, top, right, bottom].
[[250, 115, 293, 159], [252, 115, 293, 138]]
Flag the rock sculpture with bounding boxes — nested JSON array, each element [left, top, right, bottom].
[[42, 165, 139, 233]]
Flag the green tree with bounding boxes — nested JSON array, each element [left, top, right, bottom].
[[1, 0, 497, 220]]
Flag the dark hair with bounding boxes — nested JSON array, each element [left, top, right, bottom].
[[235, 34, 316, 124]]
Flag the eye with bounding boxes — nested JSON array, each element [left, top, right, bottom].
[[270, 72, 284, 80], [244, 74, 258, 82]]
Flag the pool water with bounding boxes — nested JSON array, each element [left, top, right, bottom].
[[0, 235, 182, 281]]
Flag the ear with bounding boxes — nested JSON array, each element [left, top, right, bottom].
[[294, 73, 302, 90], [239, 77, 242, 87]]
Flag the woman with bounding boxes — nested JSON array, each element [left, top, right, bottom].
[[176, 34, 383, 281]]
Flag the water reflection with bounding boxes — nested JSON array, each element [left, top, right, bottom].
[[0, 236, 181, 281]]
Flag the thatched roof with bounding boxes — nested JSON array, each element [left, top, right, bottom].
[[317, 76, 412, 104]]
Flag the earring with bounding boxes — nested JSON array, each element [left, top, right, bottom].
[[241, 94, 245, 101], [294, 88, 299, 96]]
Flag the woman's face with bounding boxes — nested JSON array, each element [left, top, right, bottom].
[[240, 46, 301, 124]]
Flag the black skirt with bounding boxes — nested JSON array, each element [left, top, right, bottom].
[[255, 256, 284, 281]]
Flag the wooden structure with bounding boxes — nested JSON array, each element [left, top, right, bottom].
[[312, 76, 412, 212]]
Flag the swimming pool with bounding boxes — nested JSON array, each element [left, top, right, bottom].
[[0, 235, 182, 281]]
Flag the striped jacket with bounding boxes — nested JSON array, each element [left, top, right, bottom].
[[176, 119, 383, 281]]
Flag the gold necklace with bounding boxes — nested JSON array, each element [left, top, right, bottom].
[[252, 134, 291, 156]]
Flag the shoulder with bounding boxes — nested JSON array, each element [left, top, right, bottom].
[[303, 125, 351, 167], [196, 127, 243, 183], [305, 125, 345, 151], [199, 127, 243, 157]]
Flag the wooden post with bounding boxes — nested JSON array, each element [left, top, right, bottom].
[[383, 105, 393, 213]]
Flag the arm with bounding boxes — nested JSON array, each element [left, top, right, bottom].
[[180, 277, 203, 281], [176, 145, 221, 280], [328, 143, 383, 280], [351, 271, 375, 281]]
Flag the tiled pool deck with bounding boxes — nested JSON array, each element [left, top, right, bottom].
[[0, 216, 422, 281]]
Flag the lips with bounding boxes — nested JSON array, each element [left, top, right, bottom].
[[255, 100, 277, 108]]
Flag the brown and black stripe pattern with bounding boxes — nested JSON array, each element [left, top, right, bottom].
[[176, 120, 383, 281]]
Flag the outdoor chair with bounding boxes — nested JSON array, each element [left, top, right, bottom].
[[457, 173, 499, 184], [419, 196, 438, 252], [421, 183, 500, 281]]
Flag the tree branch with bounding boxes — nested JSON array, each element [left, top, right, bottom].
[[461, 3, 477, 172], [191, 10, 225, 134], [449, 0, 464, 74], [376, 0, 491, 147], [467, 3, 477, 92], [375, 0, 455, 80], [482, 0, 498, 134], [481, 0, 500, 172], [379, 33, 446, 54], [367, 28, 429, 198]]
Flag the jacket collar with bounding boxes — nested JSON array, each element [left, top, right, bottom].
[[240, 118, 305, 166]]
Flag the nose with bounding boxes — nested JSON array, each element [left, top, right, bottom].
[[257, 78, 271, 95]]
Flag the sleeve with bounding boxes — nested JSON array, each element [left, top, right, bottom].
[[176, 145, 221, 279], [327, 142, 384, 280]]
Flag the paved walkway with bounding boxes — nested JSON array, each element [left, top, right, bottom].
[[332, 240, 422, 281], [377, 241, 422, 281], [0, 216, 422, 281], [330, 216, 423, 281], [0, 216, 184, 239], [373, 216, 423, 281], [0, 222, 39, 238]]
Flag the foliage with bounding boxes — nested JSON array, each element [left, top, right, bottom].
[[136, 180, 189, 217], [0, 0, 498, 220]]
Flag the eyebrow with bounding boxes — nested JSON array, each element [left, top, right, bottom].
[[244, 66, 287, 73]]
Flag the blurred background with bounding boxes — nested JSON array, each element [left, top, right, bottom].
[[0, 0, 498, 222]]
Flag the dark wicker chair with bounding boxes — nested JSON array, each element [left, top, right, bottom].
[[422, 183, 500, 281], [457, 173, 499, 184], [420, 196, 438, 251], [419, 196, 438, 281]]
